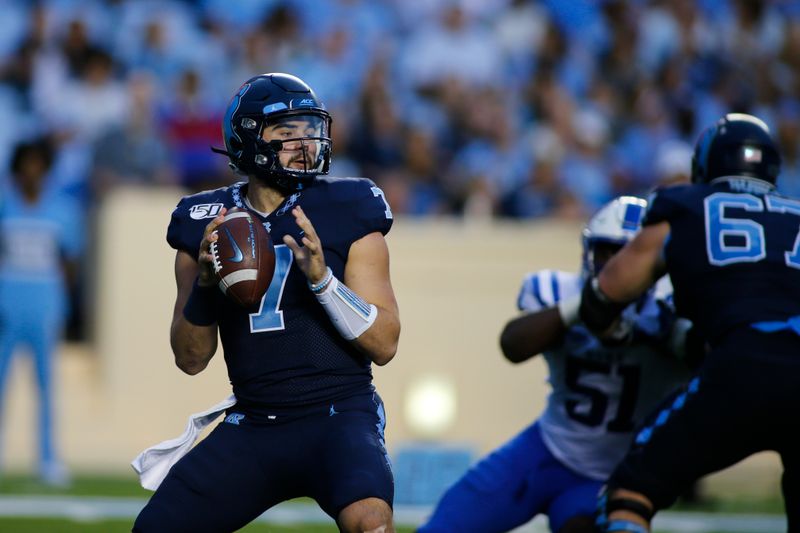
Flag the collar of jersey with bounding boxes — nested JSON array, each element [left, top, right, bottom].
[[710, 175, 776, 194]]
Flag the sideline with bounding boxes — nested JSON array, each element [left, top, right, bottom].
[[0, 495, 787, 532]]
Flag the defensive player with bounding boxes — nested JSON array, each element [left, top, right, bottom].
[[418, 197, 693, 533], [581, 114, 800, 532], [134, 73, 400, 532]]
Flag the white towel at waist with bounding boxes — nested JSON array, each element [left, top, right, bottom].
[[131, 394, 237, 491]]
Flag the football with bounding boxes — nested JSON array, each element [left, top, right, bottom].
[[210, 210, 275, 308]]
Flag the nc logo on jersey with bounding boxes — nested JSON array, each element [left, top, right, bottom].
[[224, 413, 245, 425], [190, 203, 225, 220]]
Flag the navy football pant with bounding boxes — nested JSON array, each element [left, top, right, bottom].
[[133, 392, 393, 532], [609, 329, 800, 531]]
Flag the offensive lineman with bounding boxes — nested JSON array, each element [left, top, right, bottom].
[[582, 114, 800, 532]]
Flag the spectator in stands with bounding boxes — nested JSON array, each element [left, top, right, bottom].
[[91, 72, 176, 200], [775, 100, 800, 198], [161, 68, 226, 192]]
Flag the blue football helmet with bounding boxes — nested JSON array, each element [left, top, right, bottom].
[[213, 73, 332, 192], [581, 196, 647, 278], [691, 113, 781, 185]]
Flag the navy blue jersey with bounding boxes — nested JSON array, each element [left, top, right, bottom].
[[166, 177, 393, 415], [644, 178, 800, 345]]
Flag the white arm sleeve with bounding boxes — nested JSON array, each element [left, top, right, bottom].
[[315, 275, 378, 340]]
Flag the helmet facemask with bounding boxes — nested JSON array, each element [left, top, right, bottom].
[[253, 112, 332, 191], [583, 239, 626, 278]]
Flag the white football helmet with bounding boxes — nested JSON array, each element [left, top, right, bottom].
[[581, 196, 648, 278]]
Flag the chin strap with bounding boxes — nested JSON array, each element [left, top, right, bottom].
[[210, 145, 232, 157]]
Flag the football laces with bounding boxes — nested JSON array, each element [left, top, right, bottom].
[[209, 238, 222, 273]]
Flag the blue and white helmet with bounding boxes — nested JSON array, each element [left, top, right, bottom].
[[581, 196, 647, 278]]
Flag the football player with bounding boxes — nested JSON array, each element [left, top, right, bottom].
[[582, 114, 800, 532], [134, 73, 400, 532], [418, 196, 694, 533]]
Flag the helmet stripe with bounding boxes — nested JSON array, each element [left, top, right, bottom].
[[224, 83, 250, 154], [622, 203, 645, 231]]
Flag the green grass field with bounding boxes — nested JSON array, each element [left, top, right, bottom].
[[0, 473, 415, 532], [0, 473, 784, 532], [0, 473, 147, 498], [0, 519, 354, 532]]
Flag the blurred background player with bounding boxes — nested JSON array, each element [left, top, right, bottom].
[[581, 113, 800, 532], [418, 196, 694, 533], [0, 137, 83, 486], [134, 73, 400, 533]]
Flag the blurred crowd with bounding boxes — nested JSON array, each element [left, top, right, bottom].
[[2, 0, 800, 220], [2, 0, 800, 340]]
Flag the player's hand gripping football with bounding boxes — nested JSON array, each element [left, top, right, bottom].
[[197, 207, 228, 287], [283, 206, 328, 286]]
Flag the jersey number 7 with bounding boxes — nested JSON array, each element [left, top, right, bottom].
[[249, 245, 293, 332]]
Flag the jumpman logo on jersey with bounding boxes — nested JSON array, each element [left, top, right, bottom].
[[223, 227, 244, 263]]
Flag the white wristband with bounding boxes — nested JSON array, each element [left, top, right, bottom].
[[557, 294, 582, 326], [315, 275, 378, 340]]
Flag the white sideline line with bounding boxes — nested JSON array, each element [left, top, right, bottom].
[[654, 511, 787, 533], [0, 496, 144, 520], [0, 496, 787, 531]]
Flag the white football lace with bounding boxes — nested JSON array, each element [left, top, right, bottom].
[[209, 240, 222, 273]]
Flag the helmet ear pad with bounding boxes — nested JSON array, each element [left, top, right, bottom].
[[253, 139, 283, 172]]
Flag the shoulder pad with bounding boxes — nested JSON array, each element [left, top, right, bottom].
[[517, 270, 580, 311], [320, 177, 393, 237], [317, 176, 374, 201], [166, 187, 236, 257], [643, 184, 695, 226]]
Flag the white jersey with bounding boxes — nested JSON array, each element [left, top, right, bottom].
[[518, 270, 691, 480]]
